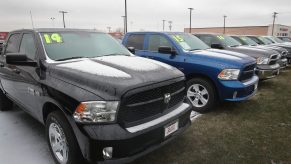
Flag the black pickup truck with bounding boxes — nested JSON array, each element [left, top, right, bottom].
[[0, 29, 192, 164]]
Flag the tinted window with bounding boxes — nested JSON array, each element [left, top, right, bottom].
[[148, 35, 173, 51], [126, 35, 145, 50], [6, 33, 21, 53], [20, 34, 36, 60], [216, 35, 241, 47], [41, 32, 130, 61]]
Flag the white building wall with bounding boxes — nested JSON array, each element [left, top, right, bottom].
[[267, 24, 291, 37]]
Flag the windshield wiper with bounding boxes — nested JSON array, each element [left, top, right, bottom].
[[56, 56, 86, 61], [229, 45, 240, 47], [188, 49, 202, 51], [101, 53, 130, 57]]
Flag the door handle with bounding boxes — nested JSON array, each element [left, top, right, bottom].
[[12, 69, 20, 74], [147, 56, 154, 59], [0, 63, 4, 67]]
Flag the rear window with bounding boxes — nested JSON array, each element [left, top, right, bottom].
[[126, 34, 145, 50]]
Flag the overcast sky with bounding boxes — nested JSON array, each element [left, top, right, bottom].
[[1, 0, 291, 32]]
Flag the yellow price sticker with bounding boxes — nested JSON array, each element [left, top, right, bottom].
[[217, 35, 225, 40], [43, 33, 63, 44], [173, 35, 184, 42], [240, 37, 247, 41]]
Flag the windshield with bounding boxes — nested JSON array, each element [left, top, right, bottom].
[[272, 37, 284, 43], [258, 36, 273, 45], [216, 35, 242, 47], [41, 32, 131, 61], [240, 36, 258, 46], [170, 34, 209, 51]]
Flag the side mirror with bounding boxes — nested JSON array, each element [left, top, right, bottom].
[[211, 43, 224, 49], [158, 46, 176, 55], [127, 47, 135, 54], [6, 53, 37, 67]]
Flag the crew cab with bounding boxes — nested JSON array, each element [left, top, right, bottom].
[[195, 34, 281, 80], [122, 32, 259, 113], [0, 29, 192, 164], [246, 35, 291, 64], [230, 35, 288, 68]]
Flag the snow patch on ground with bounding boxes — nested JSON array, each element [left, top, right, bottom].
[[0, 107, 53, 164], [58, 59, 132, 78], [190, 111, 202, 122], [97, 56, 173, 71]]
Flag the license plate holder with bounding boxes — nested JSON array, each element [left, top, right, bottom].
[[164, 120, 179, 138]]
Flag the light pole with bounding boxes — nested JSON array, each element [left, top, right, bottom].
[[188, 8, 194, 33], [124, 0, 128, 33], [107, 27, 111, 33], [272, 12, 278, 36], [59, 11, 68, 28], [223, 15, 227, 34], [168, 21, 173, 31], [122, 16, 126, 34], [50, 17, 55, 27], [162, 20, 166, 31]]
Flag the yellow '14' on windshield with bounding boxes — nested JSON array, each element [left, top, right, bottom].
[[43, 33, 63, 44]]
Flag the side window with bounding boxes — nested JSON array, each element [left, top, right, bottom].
[[126, 35, 145, 50], [148, 35, 173, 52], [20, 33, 36, 60], [6, 33, 21, 53]]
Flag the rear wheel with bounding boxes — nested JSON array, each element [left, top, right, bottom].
[[186, 78, 217, 113], [0, 90, 13, 111], [46, 111, 84, 164]]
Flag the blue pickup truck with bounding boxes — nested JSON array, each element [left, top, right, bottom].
[[122, 32, 259, 112]]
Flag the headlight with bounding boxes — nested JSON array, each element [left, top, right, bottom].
[[256, 57, 269, 64], [73, 101, 119, 123], [218, 69, 240, 80]]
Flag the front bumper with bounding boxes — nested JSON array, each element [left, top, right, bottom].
[[277, 58, 288, 68], [218, 75, 259, 102], [256, 63, 280, 80], [69, 103, 192, 164]]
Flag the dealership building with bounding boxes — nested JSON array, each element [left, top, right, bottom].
[[185, 24, 291, 37]]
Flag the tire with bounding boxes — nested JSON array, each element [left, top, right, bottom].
[[186, 78, 217, 113], [0, 90, 13, 111], [46, 110, 84, 164]]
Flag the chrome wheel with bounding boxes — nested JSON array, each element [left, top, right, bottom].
[[187, 84, 209, 108], [49, 123, 69, 164]]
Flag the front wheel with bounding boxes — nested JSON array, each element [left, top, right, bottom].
[[46, 111, 84, 164], [186, 78, 217, 113]]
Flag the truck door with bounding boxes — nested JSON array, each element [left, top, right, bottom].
[[143, 34, 186, 72], [0, 32, 41, 117], [124, 34, 147, 57]]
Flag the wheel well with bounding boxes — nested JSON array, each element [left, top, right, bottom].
[[186, 73, 220, 99], [42, 102, 61, 123]]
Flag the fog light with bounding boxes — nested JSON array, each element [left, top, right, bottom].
[[233, 91, 237, 99], [103, 147, 113, 160]]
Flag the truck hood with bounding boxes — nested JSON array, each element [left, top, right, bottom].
[[226, 46, 278, 58], [188, 49, 255, 67], [48, 56, 184, 100], [270, 43, 291, 52], [256, 45, 287, 54]]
